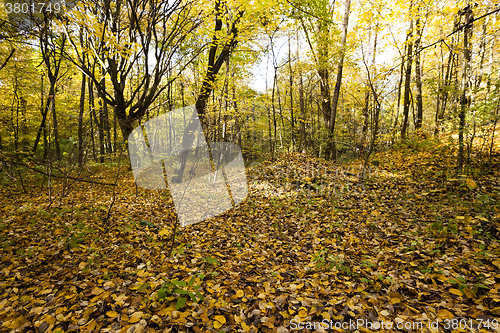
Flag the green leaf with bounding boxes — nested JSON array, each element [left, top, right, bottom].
[[195, 291, 205, 301], [188, 291, 197, 302], [176, 289, 188, 294], [188, 276, 195, 287], [448, 278, 458, 284], [176, 297, 187, 310], [172, 280, 187, 286], [158, 288, 166, 300]]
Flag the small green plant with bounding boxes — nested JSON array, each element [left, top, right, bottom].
[[158, 274, 205, 310], [172, 245, 185, 257], [312, 249, 341, 270], [203, 256, 219, 266], [449, 276, 467, 292]]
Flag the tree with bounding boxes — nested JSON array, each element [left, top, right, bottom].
[[172, 0, 244, 183], [63, 0, 202, 144], [32, 15, 66, 160], [414, 6, 424, 130], [457, 3, 473, 171], [400, 7, 413, 140], [329, 0, 351, 159]]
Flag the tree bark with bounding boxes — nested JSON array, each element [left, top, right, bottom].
[[401, 15, 414, 140], [77, 71, 86, 167], [414, 11, 423, 130], [288, 35, 295, 147], [457, 4, 473, 171], [329, 0, 351, 160], [51, 83, 61, 160]]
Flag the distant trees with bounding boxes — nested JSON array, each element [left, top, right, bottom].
[[0, 0, 499, 173]]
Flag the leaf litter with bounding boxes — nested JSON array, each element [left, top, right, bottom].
[[0, 138, 499, 332]]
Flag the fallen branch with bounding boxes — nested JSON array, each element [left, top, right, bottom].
[[1, 158, 117, 186]]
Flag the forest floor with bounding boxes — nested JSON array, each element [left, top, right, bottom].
[[1, 134, 500, 333]]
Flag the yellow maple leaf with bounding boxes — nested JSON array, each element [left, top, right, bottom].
[[466, 178, 477, 190], [437, 309, 454, 319], [158, 228, 169, 236], [129, 311, 143, 323], [91, 288, 104, 296], [106, 310, 118, 318], [241, 322, 250, 331], [449, 289, 463, 297]]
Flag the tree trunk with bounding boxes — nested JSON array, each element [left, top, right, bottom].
[[299, 73, 306, 152], [50, 82, 61, 161], [113, 107, 117, 154], [77, 71, 86, 167], [361, 89, 369, 153], [415, 11, 423, 130], [435, 22, 457, 134], [457, 4, 473, 171], [32, 75, 48, 157], [401, 16, 414, 140], [288, 35, 295, 147], [100, 78, 112, 155], [98, 99, 105, 163], [329, 0, 351, 160], [172, 1, 243, 183], [392, 43, 406, 142], [89, 79, 97, 162]]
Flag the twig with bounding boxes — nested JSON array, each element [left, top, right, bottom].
[[16, 169, 27, 193], [167, 217, 179, 258], [103, 170, 120, 226], [2, 158, 117, 186]]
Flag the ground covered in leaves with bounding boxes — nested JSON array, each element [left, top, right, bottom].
[[1, 136, 500, 332]]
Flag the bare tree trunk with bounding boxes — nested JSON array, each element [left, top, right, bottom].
[[100, 78, 112, 155], [232, 80, 241, 147], [98, 93, 105, 163], [415, 10, 423, 130], [113, 107, 117, 154], [401, 14, 414, 140], [434, 42, 444, 135], [89, 79, 97, 162], [288, 35, 295, 148], [361, 83, 370, 153], [299, 73, 306, 152], [51, 83, 61, 161], [272, 71, 277, 157], [77, 71, 86, 167], [171, 0, 243, 183], [329, 0, 351, 160], [457, 3, 473, 171], [33, 75, 49, 157], [435, 21, 457, 134], [392, 43, 406, 142]]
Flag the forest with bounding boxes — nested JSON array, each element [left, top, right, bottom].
[[0, 0, 499, 331]]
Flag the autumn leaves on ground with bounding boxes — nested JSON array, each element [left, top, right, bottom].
[[1, 136, 500, 333]]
